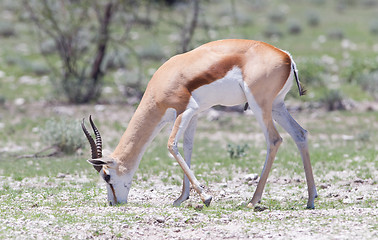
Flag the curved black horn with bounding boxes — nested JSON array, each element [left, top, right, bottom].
[[89, 115, 102, 158], [82, 117, 102, 173], [81, 118, 98, 159]]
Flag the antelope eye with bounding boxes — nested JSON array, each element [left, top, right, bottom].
[[104, 174, 111, 183]]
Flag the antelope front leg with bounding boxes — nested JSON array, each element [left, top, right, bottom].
[[168, 113, 212, 207], [173, 115, 198, 206]]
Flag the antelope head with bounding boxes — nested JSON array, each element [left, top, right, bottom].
[[81, 116, 132, 206]]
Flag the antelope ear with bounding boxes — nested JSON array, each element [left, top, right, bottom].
[[87, 157, 115, 167], [87, 159, 108, 166]]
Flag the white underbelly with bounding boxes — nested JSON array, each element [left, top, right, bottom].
[[191, 66, 247, 111]]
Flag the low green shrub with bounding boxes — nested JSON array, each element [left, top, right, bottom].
[[287, 19, 302, 35], [227, 143, 249, 159], [306, 11, 320, 27], [327, 28, 344, 40], [268, 8, 287, 23], [137, 41, 166, 60], [0, 22, 16, 37], [369, 19, 378, 35], [40, 119, 85, 154], [321, 89, 346, 111], [297, 58, 327, 87], [263, 24, 283, 39], [359, 70, 378, 100]]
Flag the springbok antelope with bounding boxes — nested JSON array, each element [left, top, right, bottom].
[[82, 39, 317, 209]]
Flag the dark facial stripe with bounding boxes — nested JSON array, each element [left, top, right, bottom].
[[109, 184, 117, 205]]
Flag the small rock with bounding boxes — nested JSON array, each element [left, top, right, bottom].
[[194, 204, 204, 211], [155, 216, 165, 223], [244, 174, 259, 182], [320, 184, 330, 189], [254, 206, 268, 212], [14, 98, 25, 106], [354, 178, 364, 184], [57, 173, 66, 178], [248, 180, 255, 186], [356, 196, 364, 200]]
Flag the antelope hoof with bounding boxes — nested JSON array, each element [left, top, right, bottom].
[[306, 203, 315, 210], [246, 202, 254, 209], [203, 195, 212, 207], [173, 196, 189, 207]]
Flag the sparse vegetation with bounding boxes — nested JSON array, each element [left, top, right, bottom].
[[227, 143, 249, 159], [40, 118, 86, 154], [0, 0, 378, 239]]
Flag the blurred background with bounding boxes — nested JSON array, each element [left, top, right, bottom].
[[0, 0, 377, 107], [0, 0, 378, 158]]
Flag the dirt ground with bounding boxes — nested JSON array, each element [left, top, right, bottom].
[[1, 102, 377, 239], [2, 170, 377, 239]]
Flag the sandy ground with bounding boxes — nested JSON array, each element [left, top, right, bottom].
[[1, 170, 377, 240]]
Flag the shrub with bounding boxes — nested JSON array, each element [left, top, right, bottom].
[[49, 73, 102, 104], [288, 19, 302, 35], [327, 29, 344, 40], [321, 89, 346, 111], [359, 70, 378, 100], [40, 39, 57, 55], [369, 19, 378, 35], [268, 9, 287, 23], [23, 62, 51, 76], [137, 41, 166, 60], [0, 22, 16, 37], [341, 57, 378, 83], [297, 58, 327, 87], [227, 143, 249, 159], [306, 11, 320, 27], [102, 49, 128, 70], [40, 119, 86, 154], [263, 24, 283, 39]]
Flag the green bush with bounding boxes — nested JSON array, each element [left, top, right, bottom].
[[321, 89, 346, 111], [24, 62, 51, 76], [49, 73, 102, 104], [268, 9, 287, 23], [342, 57, 378, 83], [306, 11, 320, 27], [263, 24, 283, 39], [297, 58, 327, 87], [327, 28, 344, 40], [137, 41, 166, 60], [359, 70, 378, 100], [0, 22, 16, 37], [40, 39, 57, 55], [369, 19, 378, 35], [102, 49, 128, 70], [227, 143, 249, 159], [40, 119, 86, 154], [287, 19, 302, 35]]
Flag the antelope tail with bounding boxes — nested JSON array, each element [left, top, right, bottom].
[[292, 60, 306, 96]]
